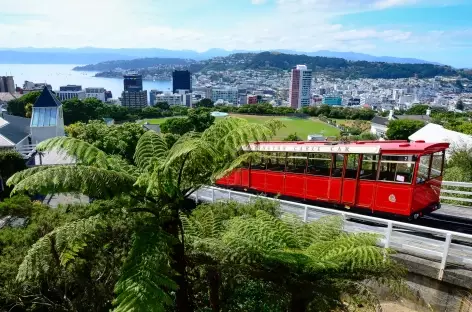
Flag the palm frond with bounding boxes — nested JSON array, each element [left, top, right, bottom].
[[114, 225, 177, 312], [10, 166, 137, 198], [134, 131, 169, 171], [16, 215, 103, 282], [37, 137, 109, 168]]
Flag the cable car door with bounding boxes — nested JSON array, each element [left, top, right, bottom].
[[341, 154, 360, 206], [328, 154, 344, 203]]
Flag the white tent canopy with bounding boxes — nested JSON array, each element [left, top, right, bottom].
[[409, 123, 472, 158]]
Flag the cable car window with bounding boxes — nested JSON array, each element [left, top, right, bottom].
[[307, 153, 331, 176], [379, 155, 415, 184], [417, 154, 432, 183], [344, 154, 360, 179], [266, 152, 286, 172], [251, 154, 266, 170], [430, 152, 444, 179], [286, 153, 307, 174], [331, 154, 344, 177], [360, 155, 379, 180]]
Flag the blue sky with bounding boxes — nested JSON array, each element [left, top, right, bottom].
[[0, 0, 471, 67]]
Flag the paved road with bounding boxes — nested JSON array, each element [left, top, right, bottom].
[[194, 187, 472, 271]]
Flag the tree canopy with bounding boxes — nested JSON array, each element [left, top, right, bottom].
[[386, 119, 425, 140], [6, 91, 41, 117]]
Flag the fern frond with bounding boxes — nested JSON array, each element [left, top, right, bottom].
[[213, 152, 260, 180], [134, 131, 169, 171], [11, 166, 137, 198], [114, 226, 177, 312], [16, 215, 103, 282], [6, 165, 57, 186], [37, 137, 109, 168]]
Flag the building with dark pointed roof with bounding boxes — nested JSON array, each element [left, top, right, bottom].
[[30, 86, 65, 144]]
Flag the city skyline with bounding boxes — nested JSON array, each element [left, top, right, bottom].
[[0, 0, 471, 67]]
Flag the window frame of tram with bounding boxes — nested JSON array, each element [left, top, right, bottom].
[[378, 155, 416, 184], [285, 152, 307, 174], [265, 152, 286, 172], [331, 154, 344, 178], [360, 154, 379, 181], [307, 153, 332, 177], [416, 151, 445, 183]]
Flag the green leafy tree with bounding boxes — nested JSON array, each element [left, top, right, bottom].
[[0, 150, 26, 199], [386, 119, 425, 140], [195, 98, 214, 108], [155, 101, 170, 110], [405, 104, 429, 115], [62, 97, 106, 125], [0, 197, 138, 311], [283, 133, 302, 141], [182, 202, 405, 312], [6, 91, 41, 117], [7, 117, 282, 311], [188, 109, 215, 132], [65, 120, 146, 163], [160, 117, 194, 135]]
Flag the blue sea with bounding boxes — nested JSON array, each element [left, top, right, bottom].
[[0, 64, 172, 101]]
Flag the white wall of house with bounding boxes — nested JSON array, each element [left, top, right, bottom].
[[370, 123, 388, 138]]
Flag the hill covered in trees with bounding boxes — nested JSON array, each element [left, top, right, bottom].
[[200, 52, 468, 79], [72, 51, 470, 79]]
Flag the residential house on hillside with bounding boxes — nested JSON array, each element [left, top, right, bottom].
[[371, 110, 432, 138], [0, 113, 31, 153]]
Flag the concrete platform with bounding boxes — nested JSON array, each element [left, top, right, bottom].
[[432, 204, 472, 221]]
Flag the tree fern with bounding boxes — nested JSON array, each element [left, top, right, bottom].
[[9, 166, 137, 198], [17, 215, 103, 282], [113, 224, 177, 312], [134, 131, 169, 171], [37, 136, 110, 168]]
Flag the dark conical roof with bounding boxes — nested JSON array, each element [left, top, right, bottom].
[[33, 86, 62, 108]]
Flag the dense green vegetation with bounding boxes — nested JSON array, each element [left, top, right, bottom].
[[6, 91, 42, 117], [73, 57, 197, 71], [386, 119, 425, 140], [2, 118, 407, 311], [0, 150, 27, 199], [200, 52, 470, 79]]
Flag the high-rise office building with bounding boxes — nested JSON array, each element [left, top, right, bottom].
[[289, 65, 312, 109], [121, 90, 148, 109], [0, 76, 15, 93], [172, 70, 191, 93], [124, 74, 143, 92]]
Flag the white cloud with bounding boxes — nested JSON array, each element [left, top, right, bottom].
[[0, 0, 466, 62], [251, 0, 267, 4]]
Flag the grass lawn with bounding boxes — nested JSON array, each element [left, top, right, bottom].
[[142, 114, 340, 140]]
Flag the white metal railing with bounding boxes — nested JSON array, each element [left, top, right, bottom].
[[15, 144, 37, 158], [441, 181, 472, 204], [192, 186, 472, 281]]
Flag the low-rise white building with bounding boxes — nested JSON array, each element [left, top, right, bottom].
[[212, 88, 238, 105], [155, 92, 183, 106], [85, 87, 106, 102]]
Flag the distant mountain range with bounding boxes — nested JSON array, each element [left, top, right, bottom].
[[0, 47, 444, 66]]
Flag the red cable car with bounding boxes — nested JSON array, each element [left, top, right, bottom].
[[216, 140, 449, 219]]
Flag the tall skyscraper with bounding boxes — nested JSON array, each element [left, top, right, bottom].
[[172, 70, 191, 93], [122, 74, 147, 108], [289, 65, 312, 109], [124, 74, 143, 92], [0, 76, 15, 93]]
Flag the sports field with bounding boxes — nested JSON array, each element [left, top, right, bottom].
[[143, 114, 340, 140]]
